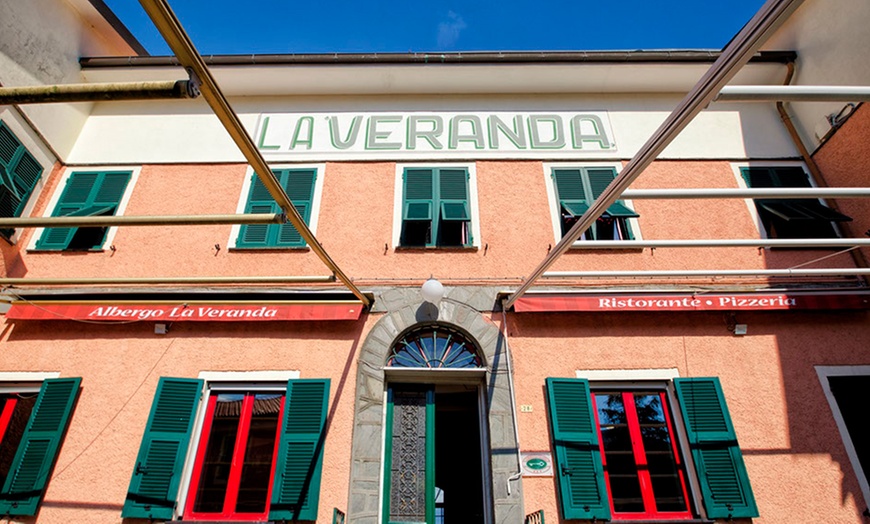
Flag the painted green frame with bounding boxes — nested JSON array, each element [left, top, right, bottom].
[[400, 167, 472, 248]]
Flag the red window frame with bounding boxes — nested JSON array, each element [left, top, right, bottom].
[[183, 391, 285, 521], [0, 396, 18, 445], [592, 390, 694, 521]]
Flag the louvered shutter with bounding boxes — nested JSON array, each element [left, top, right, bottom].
[[35, 171, 131, 250], [403, 168, 434, 222], [269, 379, 330, 521], [122, 378, 203, 520], [553, 169, 587, 217], [237, 173, 278, 247], [586, 167, 638, 218], [438, 168, 470, 221], [674, 378, 758, 519], [277, 169, 316, 247], [0, 378, 81, 516], [545, 378, 611, 521], [0, 123, 43, 237]]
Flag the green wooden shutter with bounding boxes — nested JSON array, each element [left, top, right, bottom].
[[674, 377, 758, 519], [552, 169, 587, 216], [237, 169, 316, 248], [0, 377, 81, 516], [586, 167, 638, 218], [122, 377, 203, 520], [270, 378, 330, 521], [0, 122, 44, 236], [35, 171, 131, 250], [545, 378, 611, 521], [401, 168, 435, 246], [277, 169, 316, 247], [438, 168, 470, 221]]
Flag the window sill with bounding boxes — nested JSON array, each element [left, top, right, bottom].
[[567, 242, 644, 253], [27, 248, 106, 253], [228, 246, 311, 252], [610, 519, 713, 524], [394, 245, 479, 252]]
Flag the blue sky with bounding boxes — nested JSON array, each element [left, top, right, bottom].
[[104, 1, 768, 56]]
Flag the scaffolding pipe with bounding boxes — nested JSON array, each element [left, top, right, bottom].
[[0, 80, 197, 104], [138, 0, 370, 308], [543, 268, 870, 278], [569, 239, 870, 249], [504, 0, 805, 310], [0, 275, 336, 286], [716, 85, 870, 102], [621, 188, 870, 199], [0, 213, 283, 228]]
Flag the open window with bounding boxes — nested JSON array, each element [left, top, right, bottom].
[[34, 170, 134, 251], [0, 377, 81, 517], [0, 121, 44, 240], [399, 167, 473, 248], [545, 377, 757, 521], [740, 166, 851, 239], [550, 166, 638, 241], [122, 376, 330, 522]]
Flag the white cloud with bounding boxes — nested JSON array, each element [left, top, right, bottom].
[[437, 11, 467, 48]]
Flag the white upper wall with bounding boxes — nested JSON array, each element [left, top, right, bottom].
[[0, 0, 142, 161], [763, 0, 870, 150]]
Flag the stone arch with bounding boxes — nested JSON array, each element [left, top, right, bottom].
[[347, 288, 523, 524]]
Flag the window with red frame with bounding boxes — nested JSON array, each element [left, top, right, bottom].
[[593, 390, 693, 520], [184, 391, 285, 521], [0, 393, 37, 487]]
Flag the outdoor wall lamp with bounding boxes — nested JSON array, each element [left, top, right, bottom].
[[421, 277, 444, 306]]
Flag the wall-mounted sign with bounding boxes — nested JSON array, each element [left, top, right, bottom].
[[521, 452, 553, 477], [514, 291, 870, 313], [254, 111, 616, 160], [5, 302, 362, 321]]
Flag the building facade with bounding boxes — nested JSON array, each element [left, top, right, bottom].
[[1, 1, 870, 523]]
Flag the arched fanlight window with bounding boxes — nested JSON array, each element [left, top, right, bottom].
[[387, 325, 483, 369]]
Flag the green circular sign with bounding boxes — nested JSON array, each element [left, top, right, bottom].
[[526, 457, 548, 470]]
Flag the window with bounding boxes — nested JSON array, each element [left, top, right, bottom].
[[399, 167, 473, 247], [545, 377, 757, 521], [817, 367, 870, 505], [0, 121, 44, 239], [0, 377, 81, 517], [236, 168, 318, 248], [122, 377, 330, 522], [34, 169, 134, 250], [740, 166, 851, 239], [550, 166, 638, 241]]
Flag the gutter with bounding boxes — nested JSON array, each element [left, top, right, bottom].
[[79, 50, 797, 69]]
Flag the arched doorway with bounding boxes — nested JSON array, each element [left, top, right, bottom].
[[347, 290, 523, 524], [383, 324, 487, 523]]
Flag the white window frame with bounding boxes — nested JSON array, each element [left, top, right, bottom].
[[731, 160, 842, 241], [816, 365, 870, 505], [544, 162, 642, 245], [392, 163, 481, 248], [0, 371, 60, 393], [26, 166, 141, 251], [174, 370, 301, 519], [228, 163, 325, 249]]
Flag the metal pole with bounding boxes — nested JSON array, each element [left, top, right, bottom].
[[543, 268, 870, 278], [0, 275, 336, 286], [716, 85, 870, 102], [569, 239, 870, 249], [621, 188, 870, 199], [0, 213, 282, 228], [138, 0, 370, 308], [504, 0, 805, 311], [0, 80, 197, 104]]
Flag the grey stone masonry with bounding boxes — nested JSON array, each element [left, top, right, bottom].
[[347, 287, 524, 524]]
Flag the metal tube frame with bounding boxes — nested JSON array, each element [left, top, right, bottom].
[[621, 188, 870, 199], [0, 275, 336, 286], [543, 268, 870, 278], [138, 0, 370, 307], [569, 239, 870, 249], [716, 85, 870, 102], [0, 80, 197, 104], [0, 213, 282, 228]]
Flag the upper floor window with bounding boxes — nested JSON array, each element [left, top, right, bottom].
[[0, 121, 44, 239], [739, 166, 851, 239], [33, 169, 135, 251], [398, 166, 475, 248], [545, 376, 757, 522], [0, 376, 81, 517], [123, 375, 330, 522], [548, 165, 638, 241], [234, 167, 321, 249]]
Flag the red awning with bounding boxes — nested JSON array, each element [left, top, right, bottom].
[[5, 301, 363, 321], [513, 291, 870, 313]]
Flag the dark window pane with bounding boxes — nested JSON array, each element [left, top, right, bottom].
[[595, 394, 626, 425], [0, 394, 37, 488], [829, 376, 870, 479], [193, 394, 242, 514], [235, 394, 282, 513]]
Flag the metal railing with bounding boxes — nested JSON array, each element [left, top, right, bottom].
[[333, 508, 346, 524], [525, 509, 545, 524]]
